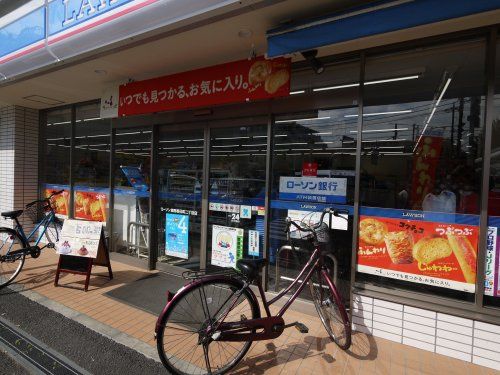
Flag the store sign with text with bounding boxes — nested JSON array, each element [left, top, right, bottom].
[[485, 218, 500, 297], [279, 177, 347, 204], [357, 209, 479, 293], [119, 56, 291, 116], [165, 213, 189, 259]]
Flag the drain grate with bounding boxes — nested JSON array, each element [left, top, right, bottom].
[[0, 317, 90, 375]]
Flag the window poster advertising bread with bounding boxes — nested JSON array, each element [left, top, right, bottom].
[[74, 189, 108, 222], [357, 209, 479, 292], [44, 187, 69, 217], [485, 219, 500, 297]]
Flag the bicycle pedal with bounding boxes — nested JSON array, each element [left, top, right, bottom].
[[46, 243, 55, 249], [295, 323, 309, 334]]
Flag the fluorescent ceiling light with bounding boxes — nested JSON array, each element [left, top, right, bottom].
[[216, 136, 250, 140], [81, 117, 101, 122], [229, 154, 250, 157], [365, 75, 420, 85], [290, 90, 305, 95], [186, 146, 203, 149], [413, 77, 452, 152], [312, 75, 420, 92], [275, 142, 308, 146], [160, 140, 180, 143], [47, 138, 66, 141], [242, 143, 266, 147], [313, 83, 359, 92], [163, 147, 185, 150], [183, 138, 204, 142], [118, 131, 142, 136], [314, 132, 332, 135], [213, 144, 239, 148], [275, 116, 330, 123], [345, 110, 412, 118], [350, 128, 409, 133]]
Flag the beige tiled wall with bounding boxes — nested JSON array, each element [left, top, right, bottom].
[[352, 293, 500, 371], [0, 105, 39, 230]]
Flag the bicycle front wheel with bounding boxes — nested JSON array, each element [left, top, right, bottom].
[[44, 217, 63, 245], [309, 269, 351, 350], [157, 277, 260, 375], [0, 229, 26, 288]]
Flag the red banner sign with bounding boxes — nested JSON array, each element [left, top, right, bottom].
[[119, 56, 291, 117], [410, 136, 443, 209], [302, 162, 318, 177], [357, 215, 478, 292]]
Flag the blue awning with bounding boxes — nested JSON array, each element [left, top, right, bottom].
[[267, 0, 500, 57]]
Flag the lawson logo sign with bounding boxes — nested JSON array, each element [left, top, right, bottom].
[[48, 0, 135, 35]]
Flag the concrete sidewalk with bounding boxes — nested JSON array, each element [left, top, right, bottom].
[[4, 250, 499, 375]]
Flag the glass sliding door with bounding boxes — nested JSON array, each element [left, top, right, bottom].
[[156, 127, 204, 270], [207, 123, 268, 270], [112, 126, 152, 258]]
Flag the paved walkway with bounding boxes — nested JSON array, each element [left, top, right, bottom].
[[6, 250, 500, 375]]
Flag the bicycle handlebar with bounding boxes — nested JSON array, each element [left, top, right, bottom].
[[25, 190, 64, 209]]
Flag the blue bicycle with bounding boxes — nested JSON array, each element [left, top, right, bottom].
[[0, 190, 64, 288]]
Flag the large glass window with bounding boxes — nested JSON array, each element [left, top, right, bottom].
[[112, 127, 152, 257], [268, 59, 360, 301], [206, 124, 267, 270], [357, 39, 487, 301], [484, 41, 500, 308], [73, 104, 111, 223], [43, 108, 71, 217]]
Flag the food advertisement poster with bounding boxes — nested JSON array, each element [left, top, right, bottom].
[[44, 188, 69, 217], [57, 220, 102, 258], [119, 56, 291, 117], [165, 213, 189, 259], [357, 212, 479, 292], [279, 177, 347, 204], [485, 220, 500, 297], [211, 225, 243, 268], [74, 190, 108, 222]]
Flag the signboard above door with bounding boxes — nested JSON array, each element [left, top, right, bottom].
[[118, 56, 291, 117]]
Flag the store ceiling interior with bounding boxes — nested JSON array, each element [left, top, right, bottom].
[[0, 0, 376, 110]]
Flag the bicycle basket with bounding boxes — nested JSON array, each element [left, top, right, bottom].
[[24, 201, 50, 224], [289, 222, 330, 244]]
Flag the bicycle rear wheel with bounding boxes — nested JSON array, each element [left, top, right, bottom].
[[157, 277, 260, 375], [309, 268, 351, 350], [0, 229, 26, 288]]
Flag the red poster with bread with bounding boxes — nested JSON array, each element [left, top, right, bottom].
[[357, 215, 478, 292], [44, 189, 69, 217], [74, 191, 108, 222]]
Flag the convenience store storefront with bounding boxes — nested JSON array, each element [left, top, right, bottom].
[[3, 0, 500, 369]]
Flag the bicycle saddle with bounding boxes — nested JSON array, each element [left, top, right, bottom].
[[1, 210, 23, 219], [236, 258, 268, 281]]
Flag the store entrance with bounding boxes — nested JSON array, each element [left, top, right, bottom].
[[155, 126, 205, 271]]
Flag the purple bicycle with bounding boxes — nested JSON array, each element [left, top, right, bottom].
[[155, 207, 351, 375]]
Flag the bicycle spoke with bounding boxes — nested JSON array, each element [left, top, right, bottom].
[[158, 280, 256, 375]]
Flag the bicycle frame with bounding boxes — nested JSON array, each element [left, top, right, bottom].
[[16, 211, 57, 246], [213, 246, 325, 342], [2, 211, 58, 261]]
